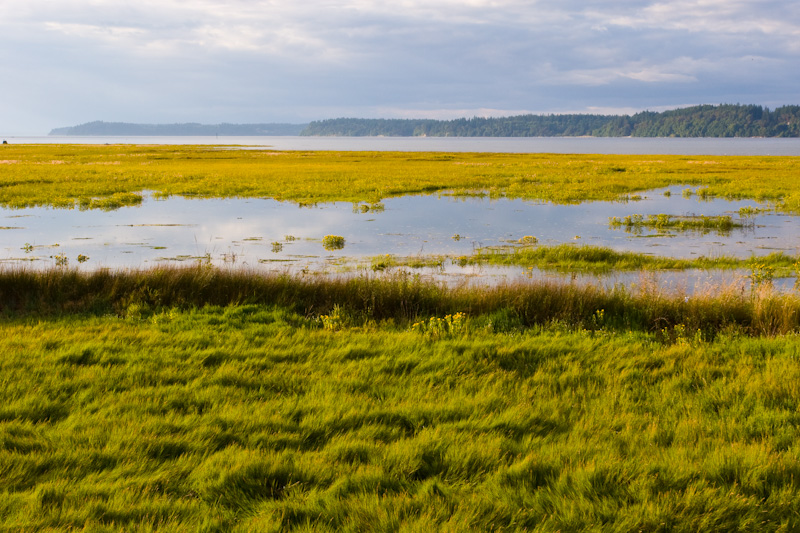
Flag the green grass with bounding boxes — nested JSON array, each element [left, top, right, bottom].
[[461, 243, 800, 276], [370, 254, 447, 271], [608, 213, 745, 234], [2, 144, 800, 211], [2, 265, 800, 335], [321, 235, 346, 251], [3, 144, 800, 530], [369, 245, 798, 276], [2, 272, 800, 530]]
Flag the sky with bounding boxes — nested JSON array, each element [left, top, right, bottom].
[[1, 0, 798, 134]]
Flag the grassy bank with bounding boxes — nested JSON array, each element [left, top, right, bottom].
[[2, 270, 800, 530], [2, 266, 800, 336], [1, 144, 800, 211]]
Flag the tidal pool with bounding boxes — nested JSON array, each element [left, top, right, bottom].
[[1, 186, 798, 288]]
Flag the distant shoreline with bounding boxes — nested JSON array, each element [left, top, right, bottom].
[[50, 105, 800, 138]]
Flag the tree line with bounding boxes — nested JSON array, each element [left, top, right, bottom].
[[300, 105, 800, 137]]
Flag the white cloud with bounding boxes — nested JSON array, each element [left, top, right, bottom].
[[371, 107, 541, 119], [596, 0, 800, 39], [43, 22, 147, 41], [624, 69, 696, 83], [543, 57, 704, 86], [32, 4, 351, 62]]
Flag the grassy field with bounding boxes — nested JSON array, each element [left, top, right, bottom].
[[3, 146, 800, 530], [1, 144, 800, 210], [1, 268, 800, 531]]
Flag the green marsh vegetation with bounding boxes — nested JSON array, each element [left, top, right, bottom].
[[321, 235, 346, 251], [2, 267, 800, 530], [608, 213, 747, 235], [459, 243, 800, 278], [3, 266, 800, 334], [1, 144, 800, 211], [4, 145, 800, 530], [370, 254, 447, 271]]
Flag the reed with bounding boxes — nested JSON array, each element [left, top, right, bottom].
[[2, 265, 798, 336]]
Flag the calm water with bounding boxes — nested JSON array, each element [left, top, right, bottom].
[[1, 187, 798, 290], [2, 136, 799, 288], [3, 136, 800, 155]]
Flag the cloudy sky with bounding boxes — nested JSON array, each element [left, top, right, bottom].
[[1, 0, 798, 134]]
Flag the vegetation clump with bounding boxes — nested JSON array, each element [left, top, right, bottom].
[[411, 312, 467, 339], [462, 244, 800, 279], [608, 213, 745, 234], [321, 234, 346, 250], [370, 254, 445, 271]]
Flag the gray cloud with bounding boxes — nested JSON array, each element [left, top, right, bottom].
[[1, 0, 798, 133]]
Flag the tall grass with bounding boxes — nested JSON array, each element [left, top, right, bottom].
[[2, 294, 800, 530], [1, 265, 799, 336]]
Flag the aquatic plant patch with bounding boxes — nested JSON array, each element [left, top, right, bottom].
[[608, 213, 750, 235], [321, 235, 346, 251], [460, 243, 800, 277]]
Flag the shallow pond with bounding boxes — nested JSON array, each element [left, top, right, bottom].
[[1, 186, 798, 288]]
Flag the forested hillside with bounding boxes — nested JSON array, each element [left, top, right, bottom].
[[301, 104, 800, 137]]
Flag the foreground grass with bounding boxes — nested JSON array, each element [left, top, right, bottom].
[[3, 296, 800, 531], [1, 144, 800, 211], [0, 267, 800, 531], [1, 269, 800, 531]]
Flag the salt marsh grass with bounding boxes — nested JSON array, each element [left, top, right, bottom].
[[2, 267, 800, 530], [1, 145, 799, 211], [2, 264, 799, 338]]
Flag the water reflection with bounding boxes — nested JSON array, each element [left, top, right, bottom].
[[1, 186, 799, 288], [436, 264, 796, 295]]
